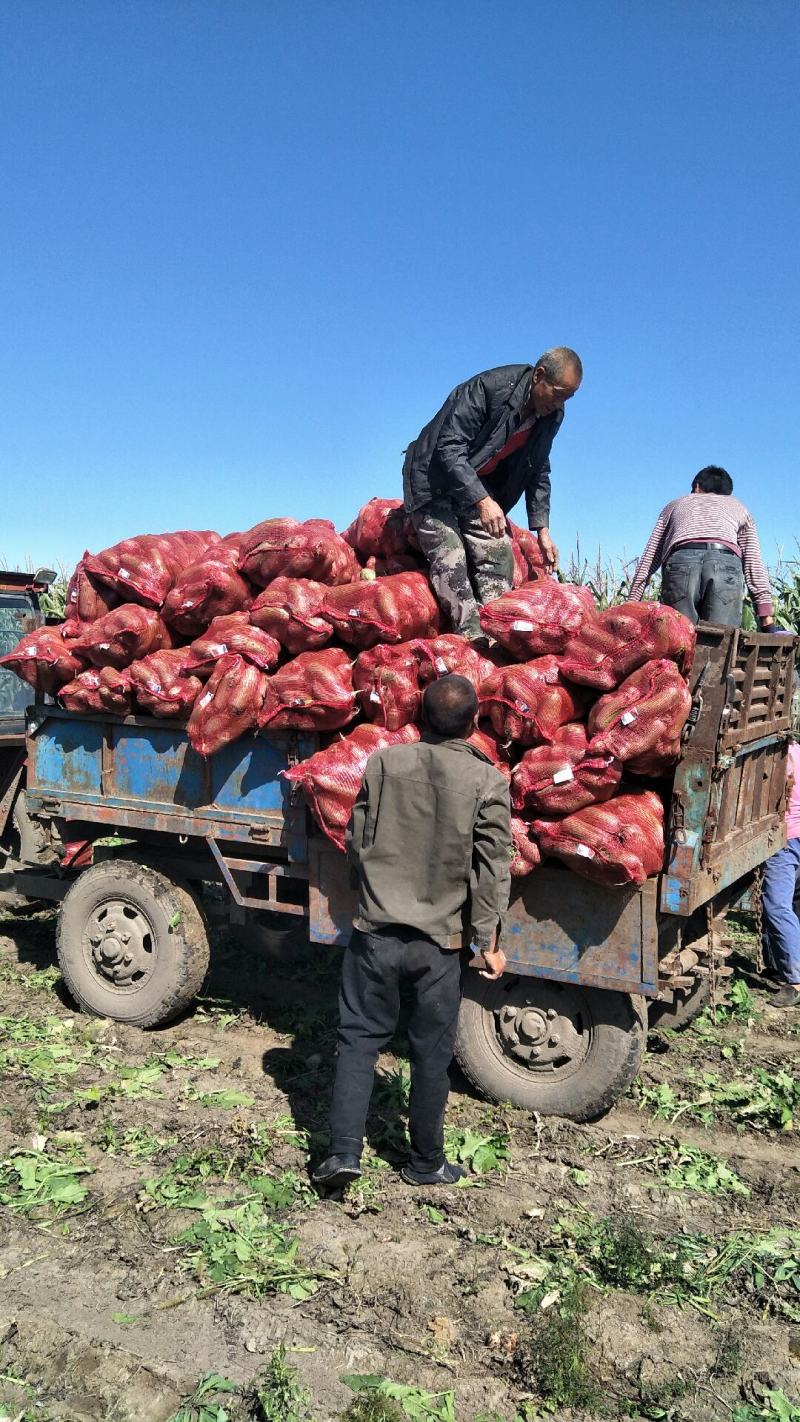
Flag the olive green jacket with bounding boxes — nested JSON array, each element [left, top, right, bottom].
[[345, 735, 512, 951]]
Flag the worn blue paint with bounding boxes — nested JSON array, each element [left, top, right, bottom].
[[34, 716, 103, 795]]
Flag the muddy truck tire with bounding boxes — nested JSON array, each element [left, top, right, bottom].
[[57, 860, 210, 1028], [455, 974, 647, 1121]]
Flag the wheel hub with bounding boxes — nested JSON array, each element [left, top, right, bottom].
[[496, 988, 588, 1070], [87, 902, 154, 987]]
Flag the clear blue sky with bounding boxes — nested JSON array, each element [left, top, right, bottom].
[[1, 0, 798, 579]]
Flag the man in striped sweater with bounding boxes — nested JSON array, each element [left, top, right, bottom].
[[629, 466, 774, 629]]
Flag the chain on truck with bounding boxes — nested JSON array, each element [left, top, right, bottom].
[[1, 612, 797, 1122]]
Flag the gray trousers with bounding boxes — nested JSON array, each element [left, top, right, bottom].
[[661, 545, 744, 627], [411, 498, 515, 638]]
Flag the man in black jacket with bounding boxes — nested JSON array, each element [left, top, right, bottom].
[[403, 349, 582, 638]]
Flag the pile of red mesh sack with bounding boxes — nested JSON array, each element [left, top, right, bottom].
[[183, 613, 281, 677], [162, 535, 252, 635], [322, 572, 441, 649], [0, 627, 85, 696], [1, 500, 695, 893], [479, 581, 595, 658], [354, 634, 494, 730], [510, 817, 543, 877], [60, 666, 133, 716], [84, 531, 217, 607], [239, 518, 359, 586], [511, 723, 622, 817], [70, 605, 173, 669], [249, 577, 333, 654], [479, 657, 585, 745], [284, 723, 421, 849], [187, 654, 270, 756], [532, 791, 665, 887], [260, 648, 357, 731], [559, 602, 696, 690], [128, 649, 203, 719], [587, 659, 692, 773]]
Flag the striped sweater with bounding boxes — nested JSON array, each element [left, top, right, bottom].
[[630, 493, 773, 618]]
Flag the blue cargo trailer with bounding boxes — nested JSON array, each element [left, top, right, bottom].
[[16, 622, 797, 1119]]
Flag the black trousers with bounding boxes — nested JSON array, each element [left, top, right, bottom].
[[328, 926, 463, 1173]]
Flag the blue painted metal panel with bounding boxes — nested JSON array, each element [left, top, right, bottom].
[[112, 724, 206, 807], [33, 717, 103, 796]]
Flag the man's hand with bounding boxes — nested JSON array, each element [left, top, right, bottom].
[[477, 496, 507, 539], [468, 943, 507, 980], [537, 528, 559, 571]]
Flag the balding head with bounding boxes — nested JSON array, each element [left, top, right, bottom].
[[529, 347, 582, 418], [422, 674, 479, 739]]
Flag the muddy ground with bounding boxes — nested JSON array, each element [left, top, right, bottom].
[[0, 906, 798, 1422]]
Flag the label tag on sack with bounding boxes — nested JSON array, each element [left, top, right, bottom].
[[119, 568, 131, 580], [575, 843, 595, 858], [620, 709, 638, 726], [512, 619, 534, 631], [369, 690, 382, 704], [553, 765, 574, 784], [198, 692, 213, 709], [146, 679, 162, 693], [209, 643, 227, 656], [434, 657, 448, 675], [98, 642, 110, 651], [24, 648, 36, 657], [517, 701, 530, 713], [348, 608, 361, 617]]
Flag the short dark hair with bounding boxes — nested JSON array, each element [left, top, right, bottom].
[[422, 674, 478, 738], [692, 465, 733, 496]]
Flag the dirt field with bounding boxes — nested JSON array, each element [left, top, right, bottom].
[[0, 906, 798, 1422]]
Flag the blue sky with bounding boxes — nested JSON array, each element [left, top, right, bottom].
[[1, 0, 798, 580]]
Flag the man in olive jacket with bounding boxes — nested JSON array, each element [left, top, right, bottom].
[[403, 348, 582, 638], [312, 676, 511, 1193]]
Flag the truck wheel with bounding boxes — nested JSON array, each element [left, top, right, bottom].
[[648, 973, 710, 1031], [455, 974, 646, 1121], [57, 860, 210, 1028]]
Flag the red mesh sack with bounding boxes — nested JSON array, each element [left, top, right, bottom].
[[259, 647, 357, 731], [322, 572, 441, 650], [129, 649, 203, 719], [162, 534, 252, 635], [479, 657, 585, 746], [65, 557, 120, 629], [249, 577, 333, 655], [466, 723, 513, 779], [509, 536, 528, 589], [508, 522, 549, 581], [184, 613, 280, 678], [587, 659, 692, 765], [0, 627, 86, 696], [479, 581, 595, 658], [187, 653, 269, 756], [511, 723, 622, 816], [414, 634, 495, 691], [343, 498, 412, 562], [83, 531, 218, 608], [353, 642, 422, 730], [59, 666, 133, 716], [284, 723, 421, 850], [532, 791, 665, 887], [510, 817, 542, 877], [559, 602, 696, 691], [238, 518, 359, 587], [69, 605, 173, 670]]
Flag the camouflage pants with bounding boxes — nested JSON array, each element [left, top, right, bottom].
[[411, 499, 514, 639]]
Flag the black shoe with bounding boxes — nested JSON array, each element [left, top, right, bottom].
[[400, 1160, 466, 1186], [311, 1153, 362, 1192], [771, 985, 800, 1008]]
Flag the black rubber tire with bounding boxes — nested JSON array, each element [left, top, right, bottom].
[[57, 860, 210, 1028], [454, 974, 647, 1122], [648, 973, 710, 1032]]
